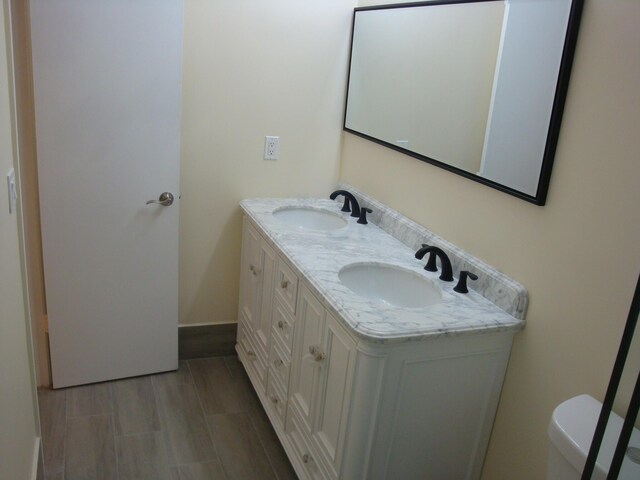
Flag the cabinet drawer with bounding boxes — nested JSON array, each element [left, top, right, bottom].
[[274, 259, 299, 316], [272, 296, 295, 354], [237, 322, 268, 391], [265, 374, 288, 429], [268, 336, 291, 393], [287, 409, 331, 480]]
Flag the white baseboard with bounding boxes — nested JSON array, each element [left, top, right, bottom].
[[31, 436, 41, 480]]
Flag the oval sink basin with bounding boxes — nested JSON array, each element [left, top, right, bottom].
[[273, 207, 347, 231], [338, 263, 442, 308]]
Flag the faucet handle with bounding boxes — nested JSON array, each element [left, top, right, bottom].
[[357, 207, 372, 225], [454, 271, 478, 294]]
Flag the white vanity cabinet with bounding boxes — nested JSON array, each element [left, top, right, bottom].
[[236, 215, 516, 480]]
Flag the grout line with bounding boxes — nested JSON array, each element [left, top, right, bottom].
[[222, 355, 236, 379], [108, 383, 120, 480], [225, 355, 283, 479], [61, 388, 67, 479], [249, 414, 283, 480], [141, 380, 173, 479], [187, 360, 228, 480], [170, 459, 224, 467]]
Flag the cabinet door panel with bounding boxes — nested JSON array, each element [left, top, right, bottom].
[[313, 313, 356, 473], [287, 409, 328, 480], [239, 219, 262, 334], [289, 285, 325, 432], [255, 239, 277, 358]]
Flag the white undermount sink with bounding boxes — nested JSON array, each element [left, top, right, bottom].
[[273, 207, 347, 231], [339, 262, 442, 308]]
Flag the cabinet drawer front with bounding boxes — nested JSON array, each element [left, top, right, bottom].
[[274, 258, 299, 316], [287, 409, 332, 480], [268, 335, 291, 393], [266, 373, 288, 429], [237, 322, 268, 391], [272, 296, 295, 354]]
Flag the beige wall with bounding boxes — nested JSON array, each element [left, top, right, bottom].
[[0, 0, 40, 478], [340, 0, 640, 478], [179, 0, 355, 325]]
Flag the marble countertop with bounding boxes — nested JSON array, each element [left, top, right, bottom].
[[241, 197, 525, 344]]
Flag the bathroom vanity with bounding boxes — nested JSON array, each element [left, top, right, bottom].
[[235, 186, 526, 480]]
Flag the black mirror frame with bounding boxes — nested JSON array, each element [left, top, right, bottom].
[[342, 0, 585, 206], [582, 274, 640, 479]]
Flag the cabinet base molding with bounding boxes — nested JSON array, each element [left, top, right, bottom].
[[178, 323, 237, 359]]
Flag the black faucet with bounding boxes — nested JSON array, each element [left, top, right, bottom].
[[329, 190, 360, 218], [415, 245, 454, 282], [454, 271, 478, 294], [417, 244, 438, 272]]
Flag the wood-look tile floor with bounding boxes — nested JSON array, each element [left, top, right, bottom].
[[38, 356, 298, 480]]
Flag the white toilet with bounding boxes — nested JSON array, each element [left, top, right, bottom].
[[547, 394, 640, 479]]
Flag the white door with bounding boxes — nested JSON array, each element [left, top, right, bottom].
[[31, 0, 183, 388]]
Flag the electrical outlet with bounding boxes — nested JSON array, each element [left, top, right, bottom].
[[6, 168, 16, 214], [264, 136, 280, 160]]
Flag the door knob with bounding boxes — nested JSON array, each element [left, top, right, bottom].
[[146, 192, 174, 206]]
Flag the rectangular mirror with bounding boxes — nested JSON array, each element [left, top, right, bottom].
[[344, 0, 584, 205]]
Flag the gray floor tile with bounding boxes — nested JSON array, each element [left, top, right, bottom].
[[152, 360, 195, 389], [155, 382, 217, 465], [116, 432, 173, 480], [112, 376, 160, 435], [190, 358, 260, 416], [38, 388, 67, 477], [207, 413, 277, 480], [222, 356, 245, 379], [65, 414, 117, 480], [65, 383, 112, 418], [170, 461, 226, 480], [39, 356, 295, 480], [251, 415, 297, 480]]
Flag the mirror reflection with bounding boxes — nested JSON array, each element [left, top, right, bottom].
[[344, 0, 578, 204]]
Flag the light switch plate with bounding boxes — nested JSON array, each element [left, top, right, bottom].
[[6, 168, 16, 214]]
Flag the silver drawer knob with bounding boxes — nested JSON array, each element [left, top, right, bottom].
[[308, 345, 326, 362], [249, 264, 261, 276], [302, 453, 311, 464], [270, 395, 279, 404], [246, 350, 256, 359], [281, 280, 289, 289], [277, 320, 286, 330], [273, 358, 283, 368]]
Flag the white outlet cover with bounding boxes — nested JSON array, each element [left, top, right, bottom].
[[264, 135, 280, 160]]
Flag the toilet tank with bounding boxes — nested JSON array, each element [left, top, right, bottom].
[[547, 394, 640, 480]]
